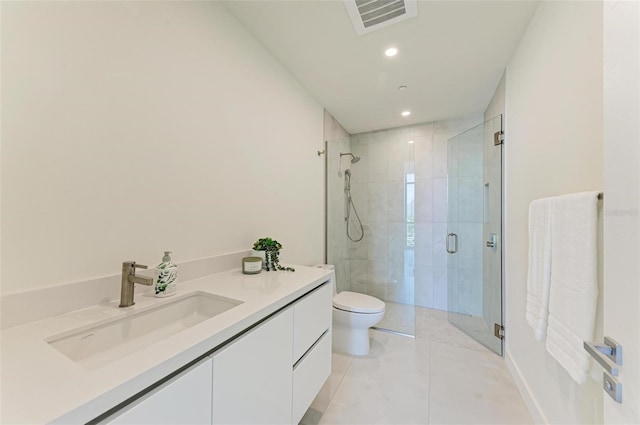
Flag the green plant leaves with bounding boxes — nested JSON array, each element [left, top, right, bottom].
[[252, 237, 294, 272]]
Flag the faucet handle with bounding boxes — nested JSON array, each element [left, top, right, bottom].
[[123, 261, 148, 270]]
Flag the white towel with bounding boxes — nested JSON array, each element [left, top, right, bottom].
[[526, 198, 553, 341], [545, 191, 599, 384]]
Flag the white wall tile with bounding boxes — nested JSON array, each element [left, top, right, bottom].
[[458, 129, 483, 178], [432, 222, 449, 267], [387, 222, 406, 265], [415, 179, 433, 223], [367, 221, 388, 262], [414, 222, 433, 267], [458, 223, 483, 270], [414, 136, 434, 179], [433, 134, 449, 177], [367, 260, 388, 286], [415, 265, 434, 308], [388, 139, 412, 182], [348, 259, 368, 291], [447, 176, 459, 223], [458, 176, 483, 223], [432, 178, 448, 223], [349, 182, 369, 224], [367, 139, 388, 182], [387, 182, 405, 222], [368, 182, 388, 223]]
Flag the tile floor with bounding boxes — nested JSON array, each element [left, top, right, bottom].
[[301, 306, 533, 425], [374, 301, 416, 336]]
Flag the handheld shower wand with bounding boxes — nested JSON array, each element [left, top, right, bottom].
[[344, 168, 364, 242]]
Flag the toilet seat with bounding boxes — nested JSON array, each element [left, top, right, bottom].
[[333, 291, 385, 314]]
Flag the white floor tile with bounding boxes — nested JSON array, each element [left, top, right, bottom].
[[301, 305, 533, 425]]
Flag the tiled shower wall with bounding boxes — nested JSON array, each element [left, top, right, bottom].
[[346, 114, 483, 311]]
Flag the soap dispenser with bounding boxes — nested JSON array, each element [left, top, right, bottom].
[[154, 251, 178, 298]]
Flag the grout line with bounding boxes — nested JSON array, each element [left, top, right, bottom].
[[325, 352, 354, 408]]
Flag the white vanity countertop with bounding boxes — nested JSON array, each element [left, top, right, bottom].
[[0, 265, 333, 424]]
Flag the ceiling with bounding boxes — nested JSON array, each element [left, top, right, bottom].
[[223, 1, 539, 134]]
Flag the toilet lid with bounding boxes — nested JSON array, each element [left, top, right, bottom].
[[333, 291, 385, 314]]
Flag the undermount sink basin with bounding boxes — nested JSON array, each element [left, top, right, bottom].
[[47, 292, 242, 370]]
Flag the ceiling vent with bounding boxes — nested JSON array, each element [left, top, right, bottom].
[[343, 0, 417, 36]]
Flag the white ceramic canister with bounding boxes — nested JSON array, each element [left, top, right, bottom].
[[242, 257, 263, 274]]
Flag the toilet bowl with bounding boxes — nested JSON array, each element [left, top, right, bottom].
[[315, 264, 386, 356], [332, 291, 385, 356]]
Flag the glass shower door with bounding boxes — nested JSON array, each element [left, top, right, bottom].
[[446, 115, 503, 355]]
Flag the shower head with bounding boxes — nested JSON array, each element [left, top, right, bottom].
[[340, 152, 361, 164]]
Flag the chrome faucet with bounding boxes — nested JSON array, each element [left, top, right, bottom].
[[120, 261, 153, 307]]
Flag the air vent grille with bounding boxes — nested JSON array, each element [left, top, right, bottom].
[[344, 0, 417, 35], [357, 0, 406, 28]]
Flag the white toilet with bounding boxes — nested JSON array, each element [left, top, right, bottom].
[[317, 265, 385, 356], [332, 290, 386, 356]]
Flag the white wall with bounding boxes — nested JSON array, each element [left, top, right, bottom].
[[0, 1, 324, 295], [602, 2, 640, 423], [504, 1, 603, 423]]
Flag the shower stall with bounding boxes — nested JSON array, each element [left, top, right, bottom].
[[325, 111, 504, 355]]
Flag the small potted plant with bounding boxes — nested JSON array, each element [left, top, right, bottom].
[[252, 237, 295, 272]]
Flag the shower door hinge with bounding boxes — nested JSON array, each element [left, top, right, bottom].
[[494, 323, 505, 340], [494, 131, 504, 146]]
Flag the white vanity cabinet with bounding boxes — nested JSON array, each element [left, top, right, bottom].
[[102, 358, 213, 425], [99, 280, 332, 425], [211, 307, 294, 424], [291, 283, 332, 424], [212, 281, 332, 425]]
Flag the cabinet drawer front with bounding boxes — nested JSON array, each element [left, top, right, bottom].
[[212, 308, 293, 425], [293, 282, 332, 363], [102, 359, 212, 425], [292, 331, 331, 424]]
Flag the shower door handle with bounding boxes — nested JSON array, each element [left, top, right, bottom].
[[446, 233, 458, 254], [486, 233, 497, 250]]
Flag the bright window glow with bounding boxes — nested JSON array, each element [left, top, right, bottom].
[[401, 110, 411, 117], [406, 173, 415, 248], [385, 47, 398, 57]]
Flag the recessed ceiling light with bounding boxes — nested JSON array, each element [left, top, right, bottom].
[[401, 110, 411, 117], [385, 47, 398, 57], [408, 140, 414, 144], [398, 85, 407, 91]]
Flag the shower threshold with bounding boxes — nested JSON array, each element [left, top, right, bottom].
[[371, 326, 415, 339]]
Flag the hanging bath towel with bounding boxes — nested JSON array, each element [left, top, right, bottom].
[[546, 191, 599, 384]]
